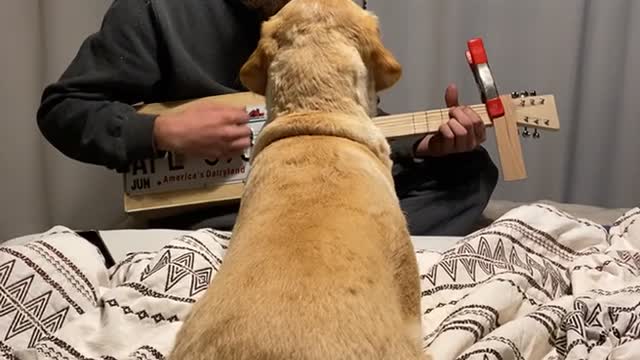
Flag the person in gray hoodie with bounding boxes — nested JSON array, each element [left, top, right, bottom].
[[37, 0, 498, 235]]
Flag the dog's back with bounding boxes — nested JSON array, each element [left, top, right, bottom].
[[170, 134, 422, 359], [169, 0, 424, 358]]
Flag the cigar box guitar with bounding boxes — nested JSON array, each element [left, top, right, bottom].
[[122, 90, 559, 217], [122, 38, 561, 218]]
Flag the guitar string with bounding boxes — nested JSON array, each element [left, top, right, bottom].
[[371, 105, 550, 135], [373, 119, 547, 136], [373, 105, 492, 133], [374, 105, 489, 123]]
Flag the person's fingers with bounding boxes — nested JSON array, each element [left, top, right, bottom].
[[439, 122, 455, 139], [447, 107, 471, 137], [214, 107, 250, 125], [438, 123, 455, 155], [189, 101, 245, 114], [475, 121, 486, 143], [457, 106, 478, 149], [449, 104, 474, 129], [448, 117, 468, 137], [231, 110, 251, 124], [454, 106, 474, 128], [445, 83, 459, 108], [446, 119, 468, 152], [235, 124, 253, 139], [452, 106, 484, 150], [222, 124, 252, 141], [463, 106, 485, 142], [229, 136, 252, 152]]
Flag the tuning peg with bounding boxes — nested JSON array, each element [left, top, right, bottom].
[[522, 127, 530, 137], [544, 119, 550, 126], [533, 129, 541, 138], [513, 91, 533, 98], [529, 90, 537, 96]]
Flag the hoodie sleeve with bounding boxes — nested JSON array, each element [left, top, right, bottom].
[[37, 0, 164, 172]]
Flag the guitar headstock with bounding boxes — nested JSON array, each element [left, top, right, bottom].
[[509, 91, 560, 138]]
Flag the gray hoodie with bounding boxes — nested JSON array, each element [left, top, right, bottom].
[[36, 0, 441, 173]]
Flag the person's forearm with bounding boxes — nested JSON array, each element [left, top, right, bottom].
[[37, 93, 158, 171], [36, 0, 163, 172]]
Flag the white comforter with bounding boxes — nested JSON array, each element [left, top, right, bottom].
[[1, 203, 639, 359]]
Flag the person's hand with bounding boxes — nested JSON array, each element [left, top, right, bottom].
[[153, 102, 252, 159], [414, 84, 486, 157]]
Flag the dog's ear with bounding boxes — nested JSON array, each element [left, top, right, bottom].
[[240, 22, 279, 95], [240, 40, 273, 95], [366, 25, 402, 91]]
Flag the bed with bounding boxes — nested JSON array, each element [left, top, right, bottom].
[[1, 201, 639, 359]]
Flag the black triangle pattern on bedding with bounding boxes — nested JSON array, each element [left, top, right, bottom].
[[0, 204, 639, 359]]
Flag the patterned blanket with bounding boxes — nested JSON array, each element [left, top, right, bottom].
[[1, 203, 639, 359]]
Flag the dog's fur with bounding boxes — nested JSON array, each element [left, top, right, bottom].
[[169, 0, 425, 358]]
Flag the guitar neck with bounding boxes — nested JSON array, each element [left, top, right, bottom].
[[137, 91, 559, 141], [373, 104, 492, 139]]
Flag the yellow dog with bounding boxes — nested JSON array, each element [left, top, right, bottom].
[[169, 0, 425, 358]]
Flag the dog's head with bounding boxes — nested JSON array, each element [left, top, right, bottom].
[[239, 0, 402, 110]]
